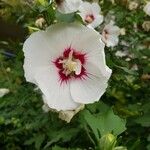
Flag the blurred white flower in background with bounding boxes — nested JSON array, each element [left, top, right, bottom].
[[128, 1, 138, 11], [143, 2, 150, 16], [102, 21, 120, 47], [23, 23, 112, 111], [78, 2, 103, 28], [0, 88, 10, 98], [120, 28, 126, 36], [142, 21, 150, 32], [56, 0, 82, 14], [115, 50, 128, 58], [131, 64, 138, 71], [104, 10, 116, 24]]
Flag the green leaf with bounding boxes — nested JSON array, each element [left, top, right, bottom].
[[147, 144, 150, 150], [56, 11, 75, 23], [24, 134, 45, 150], [83, 103, 126, 140], [134, 114, 150, 127], [134, 102, 150, 127], [35, 134, 45, 150], [115, 65, 138, 76], [37, 0, 49, 6], [52, 146, 66, 150], [44, 128, 79, 149]]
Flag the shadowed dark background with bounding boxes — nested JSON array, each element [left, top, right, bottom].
[[0, 18, 26, 41]]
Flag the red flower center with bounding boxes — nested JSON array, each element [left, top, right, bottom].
[[53, 47, 87, 83], [85, 14, 95, 24], [103, 29, 109, 40]]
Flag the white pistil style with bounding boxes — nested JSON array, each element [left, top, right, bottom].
[[59, 50, 82, 76]]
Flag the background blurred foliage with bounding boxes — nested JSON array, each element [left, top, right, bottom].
[[0, 0, 150, 149]]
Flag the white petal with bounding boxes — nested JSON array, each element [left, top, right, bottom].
[[109, 26, 120, 35], [72, 30, 111, 79], [70, 62, 110, 104], [58, 0, 82, 14], [87, 47, 112, 79], [91, 3, 101, 14], [45, 23, 90, 56], [106, 35, 119, 47], [78, 2, 93, 14], [88, 15, 103, 28], [144, 2, 150, 16], [104, 22, 120, 36], [34, 65, 79, 111], [23, 31, 52, 84]]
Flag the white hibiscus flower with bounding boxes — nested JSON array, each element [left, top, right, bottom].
[[56, 0, 82, 14], [23, 23, 112, 111], [78, 2, 103, 28], [0, 88, 10, 98], [102, 21, 120, 47], [143, 2, 150, 16]]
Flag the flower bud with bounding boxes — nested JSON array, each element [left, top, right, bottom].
[[59, 104, 85, 123], [42, 104, 50, 113], [142, 21, 150, 32], [99, 133, 117, 150], [120, 28, 126, 35], [35, 17, 46, 28]]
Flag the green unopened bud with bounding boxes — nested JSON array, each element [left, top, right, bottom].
[[99, 133, 117, 150]]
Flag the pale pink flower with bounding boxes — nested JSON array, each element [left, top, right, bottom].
[[144, 2, 150, 16], [78, 2, 103, 28], [102, 21, 120, 47]]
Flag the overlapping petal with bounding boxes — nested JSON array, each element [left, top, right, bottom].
[[34, 66, 79, 111], [70, 62, 109, 104]]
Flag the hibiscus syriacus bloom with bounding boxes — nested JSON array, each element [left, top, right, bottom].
[[102, 21, 120, 47], [56, 0, 82, 14], [78, 2, 103, 28], [143, 2, 150, 16], [23, 23, 112, 111]]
